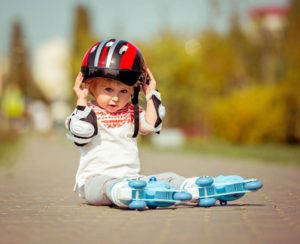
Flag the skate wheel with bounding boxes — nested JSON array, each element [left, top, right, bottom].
[[149, 177, 157, 182], [148, 205, 157, 209], [245, 180, 263, 191], [196, 176, 214, 187], [220, 200, 227, 206], [128, 180, 147, 189], [199, 197, 216, 207], [129, 200, 146, 210], [173, 192, 192, 201], [218, 193, 245, 202]]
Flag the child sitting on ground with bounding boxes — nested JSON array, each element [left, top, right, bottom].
[[66, 39, 262, 209]]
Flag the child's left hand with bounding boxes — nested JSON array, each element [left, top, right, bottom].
[[141, 68, 157, 95]]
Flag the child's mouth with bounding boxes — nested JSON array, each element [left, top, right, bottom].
[[107, 104, 118, 111]]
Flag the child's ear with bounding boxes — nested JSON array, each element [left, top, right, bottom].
[[87, 81, 95, 97], [89, 88, 94, 97]]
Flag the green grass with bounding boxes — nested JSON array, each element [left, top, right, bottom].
[[0, 136, 21, 168], [145, 138, 300, 166]]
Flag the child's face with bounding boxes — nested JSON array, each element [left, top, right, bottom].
[[88, 77, 134, 113]]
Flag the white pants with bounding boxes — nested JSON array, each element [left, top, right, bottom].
[[84, 172, 186, 206]]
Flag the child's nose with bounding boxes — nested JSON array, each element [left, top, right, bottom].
[[112, 96, 119, 102]]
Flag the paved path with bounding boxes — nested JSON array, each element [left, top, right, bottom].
[[0, 133, 300, 244]]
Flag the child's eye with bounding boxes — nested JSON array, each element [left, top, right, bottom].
[[120, 89, 129, 94], [104, 87, 113, 92]]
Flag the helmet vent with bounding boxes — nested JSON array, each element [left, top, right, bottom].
[[90, 45, 97, 53], [119, 45, 128, 55], [106, 41, 114, 47]]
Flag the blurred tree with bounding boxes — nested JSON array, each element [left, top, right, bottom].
[[248, 5, 286, 84], [280, 0, 300, 143], [142, 32, 205, 131], [206, 0, 220, 29], [70, 4, 97, 100], [1, 20, 46, 135], [208, 0, 300, 145], [210, 85, 286, 144], [142, 26, 250, 137], [227, 12, 250, 88], [197, 22, 251, 139], [5, 20, 45, 102], [198, 13, 249, 95], [139, 1, 300, 145]]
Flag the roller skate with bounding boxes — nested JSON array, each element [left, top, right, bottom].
[[109, 177, 192, 210], [180, 175, 263, 207]]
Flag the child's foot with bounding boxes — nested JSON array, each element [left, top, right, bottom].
[[180, 175, 263, 207], [109, 177, 192, 210]]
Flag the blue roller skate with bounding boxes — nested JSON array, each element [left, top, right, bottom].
[[180, 175, 263, 207], [110, 177, 192, 210]]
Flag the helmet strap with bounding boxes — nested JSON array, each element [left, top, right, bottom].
[[132, 86, 140, 138]]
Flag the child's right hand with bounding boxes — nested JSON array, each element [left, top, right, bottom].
[[141, 68, 157, 95], [73, 72, 89, 106]]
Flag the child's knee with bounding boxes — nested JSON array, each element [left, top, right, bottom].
[[84, 175, 115, 206]]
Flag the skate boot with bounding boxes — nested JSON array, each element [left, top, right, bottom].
[[180, 175, 263, 207], [109, 177, 192, 210]]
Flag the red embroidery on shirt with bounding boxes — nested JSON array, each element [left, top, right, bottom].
[[88, 102, 143, 128]]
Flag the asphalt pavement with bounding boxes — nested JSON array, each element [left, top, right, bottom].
[[0, 133, 299, 244]]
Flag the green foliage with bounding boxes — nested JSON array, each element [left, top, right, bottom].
[[280, 0, 300, 143], [142, 33, 204, 127], [64, 2, 300, 145], [276, 80, 300, 143], [0, 134, 21, 168], [5, 20, 45, 101], [6, 20, 31, 95], [141, 3, 300, 145], [209, 85, 286, 144], [142, 29, 248, 134], [172, 138, 300, 165], [70, 5, 97, 103], [1, 84, 26, 118]]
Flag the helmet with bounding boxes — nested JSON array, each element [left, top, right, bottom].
[[81, 39, 149, 138], [81, 39, 148, 86]]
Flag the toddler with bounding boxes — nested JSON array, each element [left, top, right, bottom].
[[66, 39, 262, 209]]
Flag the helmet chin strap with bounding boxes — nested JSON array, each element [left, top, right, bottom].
[[131, 85, 140, 138], [131, 70, 150, 137]]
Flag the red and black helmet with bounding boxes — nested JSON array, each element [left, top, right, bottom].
[[81, 39, 148, 86]]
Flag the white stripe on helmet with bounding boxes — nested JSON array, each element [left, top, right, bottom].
[[93, 40, 107, 67], [105, 39, 120, 68]]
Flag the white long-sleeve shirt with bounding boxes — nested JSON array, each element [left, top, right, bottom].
[[69, 101, 144, 197]]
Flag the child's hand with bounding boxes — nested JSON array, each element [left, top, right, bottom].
[[73, 72, 89, 106], [142, 68, 157, 95]]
